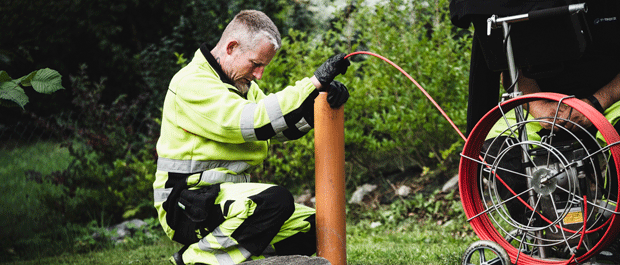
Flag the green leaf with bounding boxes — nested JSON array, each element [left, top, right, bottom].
[[0, 82, 28, 108], [0, 99, 24, 108], [0, 71, 12, 82], [17, 71, 37, 87], [30, 68, 65, 94], [122, 207, 140, 219]]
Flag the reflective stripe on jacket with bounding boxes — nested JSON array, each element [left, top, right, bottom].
[[153, 47, 318, 241]]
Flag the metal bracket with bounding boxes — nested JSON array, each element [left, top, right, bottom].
[[486, 15, 497, 36]]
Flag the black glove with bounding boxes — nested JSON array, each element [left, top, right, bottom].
[[314, 53, 350, 88], [326, 81, 349, 109]]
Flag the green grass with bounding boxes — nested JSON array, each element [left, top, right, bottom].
[[0, 141, 72, 177], [0, 141, 73, 258], [5, 237, 181, 265], [0, 142, 479, 264], [347, 219, 477, 265], [6, 220, 478, 265]]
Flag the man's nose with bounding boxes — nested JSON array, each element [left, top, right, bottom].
[[253, 66, 265, 80]]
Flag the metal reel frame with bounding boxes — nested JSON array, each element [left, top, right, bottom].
[[460, 93, 620, 265]]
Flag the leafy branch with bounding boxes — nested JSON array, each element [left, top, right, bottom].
[[0, 68, 65, 109]]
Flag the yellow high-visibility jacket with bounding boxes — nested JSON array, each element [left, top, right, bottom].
[[153, 45, 318, 242]]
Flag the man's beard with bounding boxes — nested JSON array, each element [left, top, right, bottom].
[[234, 80, 250, 94]]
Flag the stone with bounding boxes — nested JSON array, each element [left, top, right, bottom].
[[92, 219, 150, 244], [295, 189, 315, 207], [442, 174, 459, 193], [348, 184, 377, 204], [241, 255, 331, 265], [396, 185, 411, 197]]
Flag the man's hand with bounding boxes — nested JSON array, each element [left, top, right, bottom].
[[314, 53, 350, 89], [517, 71, 598, 132], [326, 81, 349, 109], [525, 100, 593, 131]]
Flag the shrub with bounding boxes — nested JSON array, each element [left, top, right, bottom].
[[255, 0, 472, 191], [45, 65, 160, 224], [2, 1, 474, 260], [6, 64, 161, 230]]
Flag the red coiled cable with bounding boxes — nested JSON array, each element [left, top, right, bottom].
[[346, 52, 620, 265]]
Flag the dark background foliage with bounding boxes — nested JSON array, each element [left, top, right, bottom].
[[1, 0, 472, 262], [1, 0, 317, 124], [1, 0, 320, 260]]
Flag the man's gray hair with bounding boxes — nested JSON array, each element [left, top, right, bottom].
[[220, 10, 282, 51]]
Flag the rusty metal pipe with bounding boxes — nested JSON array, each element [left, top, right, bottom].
[[314, 92, 346, 265]]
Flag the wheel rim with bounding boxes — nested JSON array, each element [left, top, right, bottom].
[[462, 240, 511, 265], [460, 93, 620, 264]]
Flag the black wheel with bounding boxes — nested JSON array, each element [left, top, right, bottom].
[[462, 240, 511, 265]]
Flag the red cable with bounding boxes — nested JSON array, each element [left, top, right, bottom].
[[346, 52, 620, 264], [345, 51, 467, 142], [347, 51, 591, 235], [566, 195, 588, 265], [460, 93, 620, 264], [346, 51, 581, 233]]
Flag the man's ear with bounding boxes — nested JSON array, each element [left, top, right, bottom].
[[226, 40, 239, 55]]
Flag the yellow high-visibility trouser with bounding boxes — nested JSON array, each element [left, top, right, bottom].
[[174, 183, 316, 265]]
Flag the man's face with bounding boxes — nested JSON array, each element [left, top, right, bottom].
[[224, 38, 276, 93]]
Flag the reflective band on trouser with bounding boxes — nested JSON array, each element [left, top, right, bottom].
[[274, 132, 288, 142], [198, 170, 250, 185], [181, 204, 259, 265], [178, 184, 316, 264], [271, 204, 314, 243], [183, 242, 254, 265], [153, 170, 250, 203], [179, 207, 314, 265], [154, 188, 173, 203], [264, 94, 288, 133], [240, 103, 258, 141], [157, 158, 251, 174]]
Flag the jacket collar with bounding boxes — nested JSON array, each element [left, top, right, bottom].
[[200, 43, 235, 87]]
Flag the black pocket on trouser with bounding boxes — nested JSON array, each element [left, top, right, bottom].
[[178, 187, 220, 222], [164, 184, 222, 245]]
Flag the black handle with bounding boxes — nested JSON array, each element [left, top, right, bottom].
[[528, 3, 587, 21], [528, 6, 570, 20]]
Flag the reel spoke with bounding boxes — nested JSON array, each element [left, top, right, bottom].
[[460, 93, 620, 264]]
